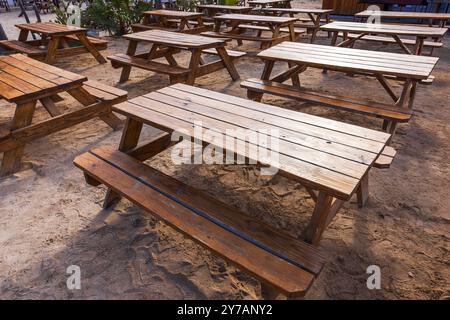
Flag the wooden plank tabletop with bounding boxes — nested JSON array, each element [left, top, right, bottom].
[[124, 30, 227, 49], [113, 83, 391, 200], [261, 8, 333, 14], [0, 54, 87, 103], [321, 21, 448, 37], [213, 13, 298, 24], [15, 22, 87, 36], [355, 10, 450, 20], [257, 42, 438, 79], [197, 4, 252, 12], [143, 9, 204, 18]]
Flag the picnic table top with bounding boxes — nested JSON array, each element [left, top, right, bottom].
[[261, 7, 333, 14], [213, 13, 298, 24], [123, 30, 227, 49], [355, 10, 450, 20], [113, 83, 392, 200], [197, 4, 252, 11], [143, 9, 204, 18], [15, 22, 87, 36], [257, 42, 439, 80], [321, 21, 448, 37], [0, 54, 87, 103]]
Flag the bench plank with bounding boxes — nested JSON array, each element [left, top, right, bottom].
[[241, 78, 412, 122]]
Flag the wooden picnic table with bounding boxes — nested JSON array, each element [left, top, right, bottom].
[[108, 30, 243, 85], [202, 13, 301, 49], [261, 7, 333, 43], [355, 10, 450, 28], [138, 9, 209, 34], [241, 42, 438, 140], [0, 22, 107, 65], [321, 21, 448, 55], [248, 0, 292, 8], [74, 83, 394, 298], [0, 54, 126, 177]]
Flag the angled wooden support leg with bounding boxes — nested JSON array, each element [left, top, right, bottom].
[[248, 60, 275, 102], [216, 46, 240, 81], [39, 97, 62, 117], [104, 117, 143, 208], [0, 100, 37, 177], [356, 173, 369, 208], [67, 86, 122, 130]]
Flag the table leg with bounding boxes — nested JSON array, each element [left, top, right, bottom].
[[356, 173, 369, 207], [76, 33, 107, 64], [67, 86, 122, 130], [119, 40, 138, 83], [45, 37, 60, 64], [308, 13, 319, 43], [302, 192, 343, 246], [215, 46, 239, 81], [248, 60, 274, 101], [0, 100, 36, 177], [104, 117, 143, 207], [186, 48, 202, 85], [392, 34, 413, 55], [39, 97, 62, 117]]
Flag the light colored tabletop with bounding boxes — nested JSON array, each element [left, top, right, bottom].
[[321, 21, 448, 37], [15, 22, 87, 36], [143, 9, 204, 18], [257, 42, 439, 80], [261, 8, 333, 14], [124, 29, 227, 49], [113, 83, 391, 200], [0, 54, 87, 103], [356, 10, 450, 20], [214, 13, 298, 24]]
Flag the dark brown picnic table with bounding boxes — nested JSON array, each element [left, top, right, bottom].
[[248, 0, 292, 8], [0, 22, 107, 64], [75, 83, 393, 298], [0, 54, 126, 177], [108, 30, 243, 85]]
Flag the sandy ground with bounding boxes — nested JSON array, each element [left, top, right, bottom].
[[0, 2, 449, 300]]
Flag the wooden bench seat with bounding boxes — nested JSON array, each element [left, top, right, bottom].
[[241, 78, 412, 123], [0, 40, 46, 57], [340, 33, 443, 48], [108, 53, 190, 77], [74, 145, 326, 299], [238, 24, 306, 34], [374, 146, 396, 169]]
